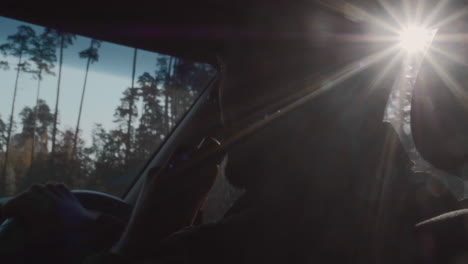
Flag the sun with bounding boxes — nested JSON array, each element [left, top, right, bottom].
[[399, 25, 432, 53]]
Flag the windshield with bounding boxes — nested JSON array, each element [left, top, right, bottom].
[[0, 16, 216, 197]]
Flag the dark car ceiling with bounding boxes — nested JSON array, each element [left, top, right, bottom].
[[0, 0, 347, 65], [0, 1, 241, 65], [0, 1, 274, 65]]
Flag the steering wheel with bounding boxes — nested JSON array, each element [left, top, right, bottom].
[[69, 190, 133, 221], [0, 190, 133, 260]]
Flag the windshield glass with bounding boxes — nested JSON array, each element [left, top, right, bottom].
[[0, 16, 216, 197]]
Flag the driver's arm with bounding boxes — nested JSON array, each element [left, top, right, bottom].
[[110, 139, 221, 260]]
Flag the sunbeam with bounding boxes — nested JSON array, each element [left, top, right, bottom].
[[221, 46, 400, 152], [433, 6, 468, 29], [422, 0, 450, 26], [330, 33, 396, 43], [414, 0, 426, 25], [316, 46, 399, 93], [368, 50, 403, 91], [425, 54, 468, 109], [432, 33, 468, 43], [402, 0, 412, 25], [429, 45, 468, 67], [377, 0, 405, 28], [354, 49, 403, 107], [319, 1, 400, 34]]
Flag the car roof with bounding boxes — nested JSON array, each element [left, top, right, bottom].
[[0, 0, 344, 65]]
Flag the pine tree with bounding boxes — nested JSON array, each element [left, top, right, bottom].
[[29, 29, 57, 163], [0, 61, 9, 70], [115, 87, 139, 166], [46, 29, 76, 160], [0, 116, 6, 153], [0, 25, 36, 193], [135, 72, 164, 160], [125, 48, 138, 164], [19, 100, 54, 158], [155, 56, 171, 133], [89, 124, 126, 192], [10, 101, 53, 192], [73, 39, 101, 157]]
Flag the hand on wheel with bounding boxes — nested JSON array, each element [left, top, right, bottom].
[[2, 183, 95, 243]]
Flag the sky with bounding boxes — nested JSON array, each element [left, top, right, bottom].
[[0, 16, 164, 147]]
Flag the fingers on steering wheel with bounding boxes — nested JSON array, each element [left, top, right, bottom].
[[44, 183, 61, 197], [32, 184, 60, 201], [44, 183, 70, 198], [2, 185, 46, 218], [2, 183, 71, 219], [55, 183, 72, 197], [2, 191, 28, 218]]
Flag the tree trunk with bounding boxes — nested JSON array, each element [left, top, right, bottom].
[[72, 57, 91, 158], [164, 56, 173, 133], [51, 36, 64, 161], [125, 48, 137, 165], [164, 86, 170, 134], [1, 53, 23, 195], [171, 58, 179, 126], [31, 70, 42, 165]]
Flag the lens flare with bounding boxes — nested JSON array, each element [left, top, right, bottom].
[[399, 25, 431, 53]]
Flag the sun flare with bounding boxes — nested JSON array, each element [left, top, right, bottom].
[[399, 25, 432, 53]]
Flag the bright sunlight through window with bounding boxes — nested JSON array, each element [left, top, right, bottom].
[[399, 25, 432, 53]]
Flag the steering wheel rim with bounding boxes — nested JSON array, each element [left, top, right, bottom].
[[71, 190, 133, 222], [0, 190, 133, 222], [0, 190, 133, 259]]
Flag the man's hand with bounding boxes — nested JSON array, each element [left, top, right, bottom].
[[2, 183, 95, 244]]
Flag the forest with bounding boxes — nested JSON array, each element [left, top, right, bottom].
[[0, 24, 216, 197]]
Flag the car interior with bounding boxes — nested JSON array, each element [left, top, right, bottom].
[[1, 0, 468, 263]]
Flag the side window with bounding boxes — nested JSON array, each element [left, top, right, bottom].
[[0, 16, 216, 197]]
